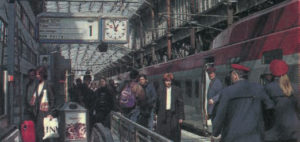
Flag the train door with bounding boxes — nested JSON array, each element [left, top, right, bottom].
[[201, 57, 214, 133]]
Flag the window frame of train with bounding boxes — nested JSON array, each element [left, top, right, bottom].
[[185, 79, 192, 97], [194, 79, 199, 98], [262, 49, 283, 64]]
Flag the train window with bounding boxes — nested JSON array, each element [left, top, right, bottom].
[[262, 49, 282, 64], [173, 79, 181, 88], [194, 80, 199, 98], [229, 57, 241, 64], [205, 56, 214, 63], [260, 73, 274, 86], [185, 80, 192, 97]]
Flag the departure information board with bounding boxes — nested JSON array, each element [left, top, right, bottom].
[[39, 17, 99, 43]]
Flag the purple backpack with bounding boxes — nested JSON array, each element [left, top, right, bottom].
[[119, 82, 136, 108]]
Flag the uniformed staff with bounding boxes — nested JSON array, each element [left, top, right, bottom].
[[206, 67, 223, 121], [212, 64, 274, 142], [264, 59, 300, 142]]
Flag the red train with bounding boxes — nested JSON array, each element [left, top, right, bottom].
[[113, 0, 300, 134]]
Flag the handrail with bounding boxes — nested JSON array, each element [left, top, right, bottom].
[[110, 111, 173, 142]]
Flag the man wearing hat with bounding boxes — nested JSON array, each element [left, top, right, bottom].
[[212, 64, 274, 142], [264, 59, 300, 142], [206, 67, 223, 121], [156, 73, 184, 142]]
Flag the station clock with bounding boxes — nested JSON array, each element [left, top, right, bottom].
[[101, 18, 128, 43]]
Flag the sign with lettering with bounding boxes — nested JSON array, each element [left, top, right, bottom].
[[39, 17, 99, 43]]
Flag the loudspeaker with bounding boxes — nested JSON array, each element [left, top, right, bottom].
[[97, 43, 108, 52]]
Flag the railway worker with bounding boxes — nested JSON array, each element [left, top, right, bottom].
[[155, 73, 184, 142], [212, 64, 274, 142], [137, 74, 157, 130], [206, 67, 223, 122], [264, 59, 300, 142]]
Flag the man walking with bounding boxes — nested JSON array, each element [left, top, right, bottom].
[[138, 74, 157, 130]]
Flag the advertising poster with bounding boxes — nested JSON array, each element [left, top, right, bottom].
[[65, 112, 87, 140]]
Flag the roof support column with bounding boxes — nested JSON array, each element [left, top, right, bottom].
[[7, 1, 16, 124], [190, 0, 196, 53], [227, 0, 234, 26], [166, 0, 172, 60], [151, 0, 157, 64]]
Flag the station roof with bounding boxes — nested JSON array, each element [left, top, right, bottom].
[[44, 0, 141, 17], [41, 0, 143, 77]]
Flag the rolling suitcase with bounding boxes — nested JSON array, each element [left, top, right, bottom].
[[21, 120, 36, 142]]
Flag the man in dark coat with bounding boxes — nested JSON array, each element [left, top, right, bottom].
[[206, 67, 223, 121], [23, 68, 36, 121], [156, 73, 184, 142], [80, 74, 94, 130], [69, 78, 85, 106], [92, 78, 114, 128], [212, 64, 274, 142], [138, 74, 157, 130]]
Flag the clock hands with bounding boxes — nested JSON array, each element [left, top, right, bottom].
[[115, 24, 119, 32]]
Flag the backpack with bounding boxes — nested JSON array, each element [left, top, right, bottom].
[[119, 82, 137, 108]]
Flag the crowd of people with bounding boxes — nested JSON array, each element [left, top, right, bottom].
[[23, 59, 300, 142], [67, 69, 185, 142]]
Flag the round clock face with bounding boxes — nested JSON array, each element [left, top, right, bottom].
[[103, 19, 128, 42]]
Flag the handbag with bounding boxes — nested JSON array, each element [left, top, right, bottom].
[[43, 117, 59, 140]]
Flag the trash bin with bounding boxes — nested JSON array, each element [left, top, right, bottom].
[[59, 102, 89, 142]]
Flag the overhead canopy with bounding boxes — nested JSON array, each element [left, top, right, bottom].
[[43, 43, 132, 77], [41, 0, 143, 78], [44, 0, 141, 17]]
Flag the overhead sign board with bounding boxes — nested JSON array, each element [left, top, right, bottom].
[[39, 17, 99, 43], [44, 0, 139, 2]]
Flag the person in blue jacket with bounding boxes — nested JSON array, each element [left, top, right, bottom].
[[212, 64, 274, 142], [264, 59, 300, 142], [138, 74, 157, 130], [206, 67, 223, 121]]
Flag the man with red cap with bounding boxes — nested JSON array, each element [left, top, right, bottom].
[[206, 67, 223, 121], [155, 73, 184, 142], [212, 64, 274, 142], [264, 59, 300, 142]]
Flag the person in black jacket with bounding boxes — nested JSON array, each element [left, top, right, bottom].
[[23, 68, 36, 121], [156, 73, 184, 142], [212, 64, 274, 142], [69, 78, 85, 106], [264, 59, 300, 142], [93, 78, 113, 128], [80, 74, 94, 131]]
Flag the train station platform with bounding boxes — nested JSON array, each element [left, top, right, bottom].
[[0, 110, 210, 142]]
